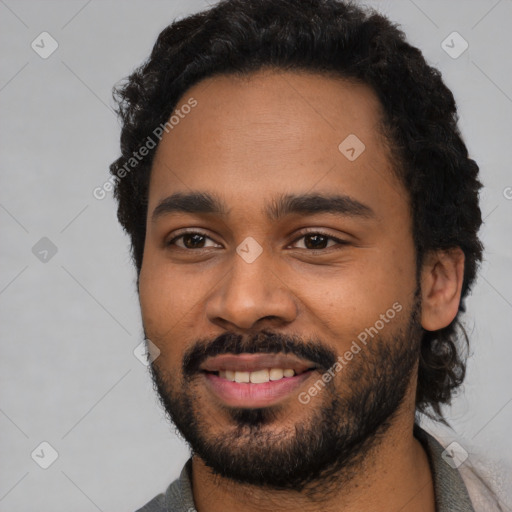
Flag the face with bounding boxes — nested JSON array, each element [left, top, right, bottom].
[[139, 69, 422, 491]]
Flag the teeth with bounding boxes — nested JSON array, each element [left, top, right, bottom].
[[234, 371, 250, 383], [269, 368, 284, 380], [250, 369, 269, 383], [217, 368, 298, 383]]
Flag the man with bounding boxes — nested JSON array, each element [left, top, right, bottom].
[[109, 0, 504, 510]]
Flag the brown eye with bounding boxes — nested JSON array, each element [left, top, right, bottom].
[[304, 234, 331, 250], [167, 231, 219, 249], [291, 232, 348, 251]]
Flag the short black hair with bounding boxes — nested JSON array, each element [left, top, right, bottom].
[[109, 0, 483, 421]]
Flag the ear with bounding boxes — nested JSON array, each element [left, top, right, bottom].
[[420, 248, 465, 331]]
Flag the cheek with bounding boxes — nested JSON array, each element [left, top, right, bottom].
[[138, 261, 183, 343], [138, 257, 213, 359], [139, 273, 184, 370], [304, 248, 415, 338]]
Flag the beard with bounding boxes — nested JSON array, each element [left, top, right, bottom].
[[146, 293, 423, 495]]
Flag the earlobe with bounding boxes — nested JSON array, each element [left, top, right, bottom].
[[420, 248, 465, 331]]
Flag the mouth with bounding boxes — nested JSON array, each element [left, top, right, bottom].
[[199, 353, 318, 408], [204, 366, 313, 382]]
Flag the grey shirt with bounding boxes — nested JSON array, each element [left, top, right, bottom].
[[135, 425, 476, 512]]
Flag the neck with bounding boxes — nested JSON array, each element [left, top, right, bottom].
[[190, 408, 435, 512]]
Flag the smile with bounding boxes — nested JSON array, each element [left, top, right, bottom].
[[199, 353, 317, 407]]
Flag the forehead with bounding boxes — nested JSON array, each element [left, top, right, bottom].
[[148, 69, 406, 220]]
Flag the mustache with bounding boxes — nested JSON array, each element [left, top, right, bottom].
[[182, 329, 337, 378]]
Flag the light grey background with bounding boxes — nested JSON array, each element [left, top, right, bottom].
[[1, 0, 511, 510]]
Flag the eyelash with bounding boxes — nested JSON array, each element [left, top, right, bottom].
[[166, 230, 348, 252]]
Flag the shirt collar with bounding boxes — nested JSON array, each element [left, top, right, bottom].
[[414, 424, 475, 512]]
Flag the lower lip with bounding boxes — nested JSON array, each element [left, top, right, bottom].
[[202, 371, 314, 408]]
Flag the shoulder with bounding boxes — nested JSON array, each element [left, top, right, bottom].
[[133, 459, 196, 512], [458, 452, 512, 512], [134, 491, 167, 512], [418, 424, 512, 512]]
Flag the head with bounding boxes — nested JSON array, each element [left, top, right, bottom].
[[110, 0, 483, 492]]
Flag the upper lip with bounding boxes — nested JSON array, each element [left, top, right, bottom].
[[199, 353, 317, 373]]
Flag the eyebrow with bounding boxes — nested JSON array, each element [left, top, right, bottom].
[[151, 191, 375, 223]]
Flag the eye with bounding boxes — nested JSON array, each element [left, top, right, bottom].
[[290, 231, 348, 251], [166, 230, 348, 251], [167, 231, 220, 250]]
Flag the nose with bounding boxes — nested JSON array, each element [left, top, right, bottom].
[[205, 246, 298, 332]]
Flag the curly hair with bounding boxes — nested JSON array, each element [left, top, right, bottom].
[[109, 0, 483, 421]]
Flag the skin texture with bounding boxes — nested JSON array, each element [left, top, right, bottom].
[[138, 69, 465, 512]]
